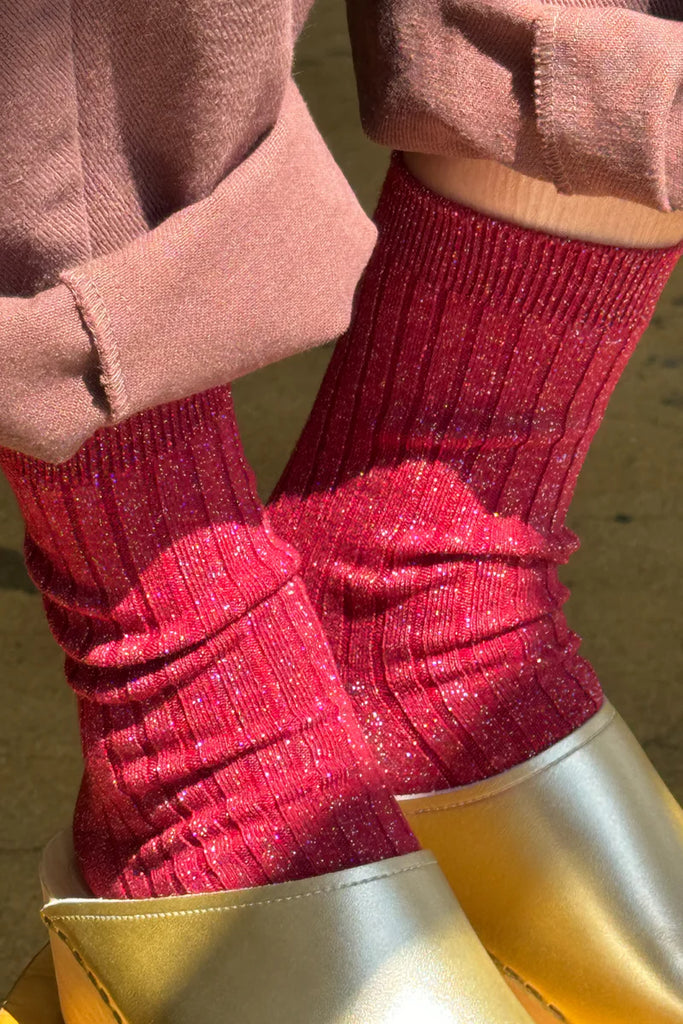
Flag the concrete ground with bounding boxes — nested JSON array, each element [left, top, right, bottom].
[[1, 0, 682, 996]]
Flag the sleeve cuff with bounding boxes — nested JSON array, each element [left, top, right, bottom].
[[0, 81, 376, 463]]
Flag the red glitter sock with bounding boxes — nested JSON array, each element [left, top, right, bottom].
[[0, 386, 417, 898], [270, 157, 682, 795]]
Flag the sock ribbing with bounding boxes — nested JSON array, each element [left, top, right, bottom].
[[270, 157, 682, 793], [1, 385, 417, 896]]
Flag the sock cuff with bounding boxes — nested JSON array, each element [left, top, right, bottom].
[[376, 154, 682, 332], [1, 385, 236, 487]]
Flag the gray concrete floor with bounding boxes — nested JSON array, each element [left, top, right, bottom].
[[2, 0, 682, 997]]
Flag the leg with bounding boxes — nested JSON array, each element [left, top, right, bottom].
[[0, 385, 417, 898], [0, 384, 543, 1024], [271, 154, 682, 792], [269, 154, 683, 1023]]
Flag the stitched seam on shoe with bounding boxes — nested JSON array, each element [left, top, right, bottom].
[[490, 952, 570, 1023], [43, 859, 436, 922], [403, 706, 616, 814], [48, 927, 123, 1024]]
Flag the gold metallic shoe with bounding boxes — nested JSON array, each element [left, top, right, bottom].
[[0, 947, 61, 1024], [4, 830, 538, 1024], [398, 700, 683, 1024]]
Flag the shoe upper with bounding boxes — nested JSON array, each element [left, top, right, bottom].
[[400, 702, 683, 1024], [41, 837, 535, 1024]]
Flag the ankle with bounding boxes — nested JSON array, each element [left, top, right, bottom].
[[271, 161, 678, 793]]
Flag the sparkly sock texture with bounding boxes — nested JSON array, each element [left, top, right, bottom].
[[270, 157, 681, 795], [0, 386, 417, 898]]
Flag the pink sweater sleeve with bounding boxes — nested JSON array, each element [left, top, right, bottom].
[[347, 0, 683, 211], [0, 0, 680, 462], [0, 3, 374, 462]]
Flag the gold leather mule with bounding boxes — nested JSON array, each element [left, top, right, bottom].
[[399, 700, 683, 1024], [0, 948, 61, 1024], [3, 830, 536, 1024]]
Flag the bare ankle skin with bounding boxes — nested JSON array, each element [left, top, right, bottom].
[[404, 153, 683, 249]]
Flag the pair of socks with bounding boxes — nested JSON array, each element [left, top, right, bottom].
[[2, 157, 679, 898]]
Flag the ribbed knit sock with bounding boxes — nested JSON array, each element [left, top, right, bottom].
[[0, 386, 417, 898], [270, 157, 682, 795]]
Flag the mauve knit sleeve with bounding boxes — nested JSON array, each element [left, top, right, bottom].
[[347, 0, 683, 212], [0, 1, 375, 463]]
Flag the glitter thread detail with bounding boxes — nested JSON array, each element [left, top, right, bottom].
[[376, 156, 683, 329], [270, 156, 682, 795], [0, 385, 417, 898]]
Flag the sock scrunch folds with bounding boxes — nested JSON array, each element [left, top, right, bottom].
[[271, 156, 682, 795], [1, 385, 417, 898]]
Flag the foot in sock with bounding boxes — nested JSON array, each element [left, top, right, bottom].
[[270, 156, 682, 796], [0, 385, 417, 898]]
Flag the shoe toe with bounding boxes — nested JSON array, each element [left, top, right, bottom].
[[34, 836, 536, 1023]]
